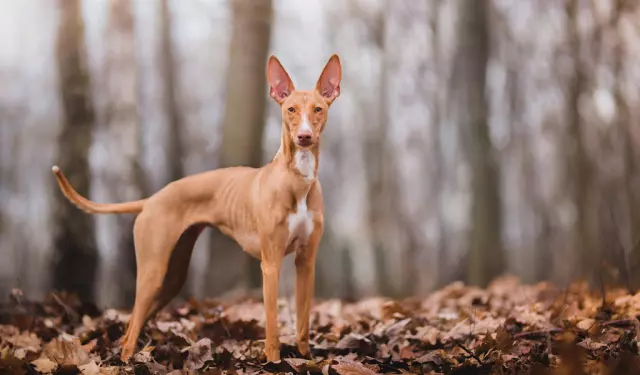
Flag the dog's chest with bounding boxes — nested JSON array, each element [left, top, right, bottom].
[[233, 231, 261, 256], [286, 196, 314, 249]]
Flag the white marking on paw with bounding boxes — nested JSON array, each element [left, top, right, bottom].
[[295, 150, 316, 181], [287, 197, 314, 246]]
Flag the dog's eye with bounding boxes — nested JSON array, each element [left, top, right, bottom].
[[314, 107, 322, 113], [287, 107, 295, 113]]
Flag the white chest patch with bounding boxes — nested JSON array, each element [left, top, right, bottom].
[[295, 150, 316, 182], [287, 197, 314, 246]]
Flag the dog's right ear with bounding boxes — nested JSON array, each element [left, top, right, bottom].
[[267, 56, 295, 105]]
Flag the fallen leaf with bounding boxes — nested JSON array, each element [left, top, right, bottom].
[[98, 366, 120, 375], [43, 337, 91, 367], [335, 333, 376, 355], [4, 279, 640, 374], [31, 357, 58, 373], [13, 348, 27, 360], [415, 349, 446, 366], [334, 360, 381, 375], [6, 330, 41, 352], [577, 338, 606, 351], [82, 338, 98, 353], [132, 351, 153, 363], [495, 325, 513, 352], [79, 361, 101, 375], [284, 358, 312, 372], [576, 318, 595, 331], [186, 338, 213, 371], [398, 345, 415, 360]]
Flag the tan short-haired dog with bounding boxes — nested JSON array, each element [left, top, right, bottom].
[[52, 54, 342, 362]]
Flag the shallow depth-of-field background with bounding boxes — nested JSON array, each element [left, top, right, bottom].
[[1, 0, 640, 373]]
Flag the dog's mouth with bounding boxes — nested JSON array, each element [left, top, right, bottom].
[[296, 139, 314, 148]]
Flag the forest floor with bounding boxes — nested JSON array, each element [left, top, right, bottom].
[[1, 277, 640, 375]]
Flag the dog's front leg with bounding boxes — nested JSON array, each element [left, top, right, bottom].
[[260, 237, 285, 362], [294, 245, 317, 357], [294, 222, 321, 357]]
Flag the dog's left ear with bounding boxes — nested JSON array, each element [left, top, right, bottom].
[[267, 56, 295, 105], [315, 54, 341, 105]]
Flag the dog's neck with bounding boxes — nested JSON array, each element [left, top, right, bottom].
[[272, 124, 320, 184]]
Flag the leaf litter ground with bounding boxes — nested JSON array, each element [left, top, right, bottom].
[[1, 276, 640, 374]]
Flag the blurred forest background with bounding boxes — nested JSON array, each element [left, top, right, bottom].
[[1, 0, 640, 310]]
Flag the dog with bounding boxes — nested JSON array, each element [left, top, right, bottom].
[[52, 54, 342, 362]]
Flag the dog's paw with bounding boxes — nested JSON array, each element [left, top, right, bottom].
[[120, 345, 134, 363], [265, 345, 281, 362], [298, 342, 311, 358]]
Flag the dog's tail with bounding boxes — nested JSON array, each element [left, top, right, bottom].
[[52, 166, 146, 214]]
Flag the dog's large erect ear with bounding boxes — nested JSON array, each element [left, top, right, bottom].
[[267, 56, 295, 105], [315, 54, 341, 104]]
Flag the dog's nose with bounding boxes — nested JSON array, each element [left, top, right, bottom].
[[297, 132, 312, 143]]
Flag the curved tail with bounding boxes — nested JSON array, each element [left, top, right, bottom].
[[52, 166, 146, 214]]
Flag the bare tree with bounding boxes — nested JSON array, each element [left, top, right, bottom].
[[93, 0, 143, 307], [610, 0, 639, 289], [160, 0, 183, 185], [429, 0, 451, 287], [208, 0, 273, 291], [365, 0, 394, 296], [52, 0, 98, 302], [565, 0, 594, 283], [452, 0, 504, 286], [158, 0, 196, 297]]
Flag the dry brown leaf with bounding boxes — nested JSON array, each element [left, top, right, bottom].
[[495, 325, 513, 352], [98, 367, 120, 375], [412, 325, 440, 346], [415, 349, 446, 365], [577, 338, 606, 351], [31, 357, 58, 373], [82, 338, 98, 353], [13, 348, 27, 360], [6, 330, 41, 350], [333, 360, 381, 375], [186, 338, 213, 371], [576, 318, 595, 331], [284, 357, 310, 371], [82, 315, 97, 330], [79, 361, 102, 375], [336, 333, 373, 351], [6, 279, 640, 374], [132, 345, 155, 363], [381, 301, 409, 319], [43, 336, 91, 367], [399, 345, 415, 360]]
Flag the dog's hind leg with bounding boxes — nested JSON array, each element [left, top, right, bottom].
[[259, 230, 288, 363], [144, 223, 205, 321], [120, 212, 184, 362]]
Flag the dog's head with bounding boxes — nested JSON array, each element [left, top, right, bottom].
[[267, 55, 341, 149]]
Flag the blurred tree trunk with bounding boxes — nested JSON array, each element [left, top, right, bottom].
[[208, 0, 273, 293], [453, 0, 504, 286], [611, 0, 639, 290], [160, 0, 183, 185], [52, 0, 98, 302], [158, 0, 192, 297], [430, 0, 451, 288], [93, 0, 142, 307], [367, 1, 394, 296], [565, 0, 594, 283]]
